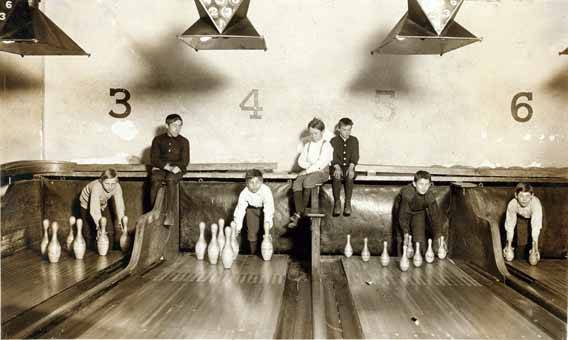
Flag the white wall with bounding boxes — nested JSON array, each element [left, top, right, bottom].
[[3, 0, 568, 168]]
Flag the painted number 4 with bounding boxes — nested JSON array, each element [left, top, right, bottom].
[[240, 89, 263, 119]]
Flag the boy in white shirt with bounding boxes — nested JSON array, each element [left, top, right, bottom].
[[289, 117, 333, 228], [233, 169, 275, 254], [503, 183, 543, 262]]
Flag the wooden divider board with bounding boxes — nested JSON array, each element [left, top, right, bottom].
[[44, 254, 288, 339], [342, 257, 555, 339]]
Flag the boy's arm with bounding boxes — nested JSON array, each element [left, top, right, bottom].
[[233, 190, 248, 232], [113, 185, 126, 225], [89, 184, 103, 227], [330, 139, 340, 166], [398, 194, 411, 237], [530, 198, 543, 240], [504, 200, 518, 242], [297, 143, 309, 170], [306, 142, 333, 174], [351, 137, 360, 167], [179, 138, 190, 170], [150, 137, 168, 169], [263, 186, 275, 229]]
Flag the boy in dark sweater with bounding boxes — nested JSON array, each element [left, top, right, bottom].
[[398, 170, 442, 254], [330, 117, 359, 216], [150, 114, 190, 224]]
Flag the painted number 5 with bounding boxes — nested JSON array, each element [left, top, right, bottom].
[[109, 88, 131, 118], [240, 89, 263, 119], [511, 92, 533, 123]]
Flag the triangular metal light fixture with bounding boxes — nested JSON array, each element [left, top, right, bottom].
[[0, 0, 89, 57], [372, 0, 480, 56], [178, 0, 266, 51], [560, 47, 568, 55]]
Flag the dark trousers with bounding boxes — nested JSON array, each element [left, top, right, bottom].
[[245, 207, 265, 242], [150, 169, 183, 214], [292, 170, 328, 215], [331, 166, 354, 203], [80, 206, 114, 251]]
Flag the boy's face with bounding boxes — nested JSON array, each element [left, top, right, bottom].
[[246, 177, 263, 193], [515, 191, 533, 207], [338, 124, 352, 139], [167, 120, 183, 137], [309, 127, 323, 142], [101, 178, 118, 193], [413, 178, 431, 195]]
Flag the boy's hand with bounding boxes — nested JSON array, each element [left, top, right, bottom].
[[347, 164, 355, 179], [163, 163, 172, 172], [333, 165, 341, 180], [171, 166, 181, 174], [403, 233, 409, 247], [298, 170, 307, 176]]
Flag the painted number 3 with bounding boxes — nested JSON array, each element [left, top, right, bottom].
[[109, 88, 131, 118], [1, 1, 13, 21], [240, 89, 263, 119], [511, 92, 533, 123]]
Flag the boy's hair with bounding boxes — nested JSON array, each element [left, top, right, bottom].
[[413, 170, 431, 182], [100, 168, 118, 181], [515, 182, 533, 194], [165, 114, 183, 125], [338, 117, 354, 127], [308, 117, 325, 131], [245, 169, 263, 181]]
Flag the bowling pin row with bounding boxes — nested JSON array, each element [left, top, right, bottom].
[[195, 218, 239, 269], [41, 215, 131, 263], [344, 234, 448, 269]]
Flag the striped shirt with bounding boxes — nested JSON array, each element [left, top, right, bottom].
[[79, 180, 125, 224]]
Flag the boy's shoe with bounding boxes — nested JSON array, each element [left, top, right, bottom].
[[288, 213, 301, 228], [333, 201, 342, 217], [343, 201, 352, 216]]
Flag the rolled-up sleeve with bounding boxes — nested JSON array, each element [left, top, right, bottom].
[[233, 190, 248, 232], [263, 186, 275, 229], [113, 185, 126, 223], [504, 200, 518, 241], [530, 198, 543, 240]]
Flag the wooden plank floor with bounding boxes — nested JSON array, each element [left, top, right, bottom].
[[342, 257, 556, 339], [507, 259, 567, 297], [43, 254, 289, 339], [1, 248, 124, 323]]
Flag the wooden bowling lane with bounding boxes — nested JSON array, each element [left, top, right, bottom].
[[342, 257, 556, 339], [507, 259, 567, 297], [42, 254, 289, 339], [1, 248, 124, 323]]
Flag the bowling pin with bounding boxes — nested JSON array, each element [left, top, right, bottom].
[[380, 240, 390, 266], [407, 235, 414, 258], [73, 218, 86, 260], [217, 218, 226, 251], [41, 219, 50, 256], [66, 216, 76, 251], [528, 240, 539, 266], [425, 239, 435, 264], [208, 223, 220, 264], [361, 237, 370, 262], [399, 245, 410, 272], [222, 226, 235, 269], [230, 221, 239, 260], [97, 217, 110, 256], [344, 234, 353, 258], [261, 222, 273, 261], [47, 221, 61, 263], [119, 216, 131, 253], [195, 222, 207, 260], [413, 242, 423, 267], [438, 236, 448, 259]]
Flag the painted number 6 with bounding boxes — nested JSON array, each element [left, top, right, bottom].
[[511, 92, 533, 123]]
